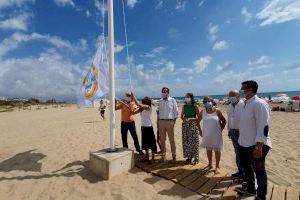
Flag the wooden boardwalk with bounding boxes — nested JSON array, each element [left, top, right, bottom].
[[134, 155, 299, 200]]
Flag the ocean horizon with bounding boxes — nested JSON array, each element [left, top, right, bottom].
[[171, 90, 300, 101]]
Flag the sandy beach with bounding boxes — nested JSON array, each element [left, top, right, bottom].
[[0, 105, 299, 200]]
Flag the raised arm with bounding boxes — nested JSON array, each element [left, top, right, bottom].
[[115, 100, 123, 110], [131, 92, 150, 111]]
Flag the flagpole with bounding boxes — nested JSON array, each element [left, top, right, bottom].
[[108, 0, 116, 151]]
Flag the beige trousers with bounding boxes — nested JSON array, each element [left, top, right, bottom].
[[158, 120, 176, 157]]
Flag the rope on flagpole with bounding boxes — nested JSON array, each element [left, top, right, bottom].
[[121, 0, 133, 91]]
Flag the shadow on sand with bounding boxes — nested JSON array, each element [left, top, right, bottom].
[[0, 150, 103, 183], [0, 149, 46, 172]]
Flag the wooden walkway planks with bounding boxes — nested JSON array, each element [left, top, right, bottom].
[[272, 185, 286, 200], [286, 187, 299, 200], [134, 155, 299, 200]]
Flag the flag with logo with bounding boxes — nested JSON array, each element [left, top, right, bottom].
[[77, 36, 109, 107]]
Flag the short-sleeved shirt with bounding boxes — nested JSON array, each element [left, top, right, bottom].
[[121, 102, 138, 122]]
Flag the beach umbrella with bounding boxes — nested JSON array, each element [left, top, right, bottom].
[[292, 96, 300, 100]]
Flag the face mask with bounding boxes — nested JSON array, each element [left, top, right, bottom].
[[125, 97, 131, 102], [240, 89, 248, 97], [204, 102, 213, 109], [161, 93, 168, 98], [228, 96, 238, 104], [185, 97, 191, 103]]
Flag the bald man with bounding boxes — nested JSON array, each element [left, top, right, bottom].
[[227, 89, 245, 179]]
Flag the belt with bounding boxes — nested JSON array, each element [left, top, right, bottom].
[[160, 119, 174, 121]]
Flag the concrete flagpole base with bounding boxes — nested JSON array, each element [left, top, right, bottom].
[[89, 148, 134, 180]]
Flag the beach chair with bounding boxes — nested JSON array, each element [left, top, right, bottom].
[[292, 100, 300, 112], [284, 101, 292, 112]]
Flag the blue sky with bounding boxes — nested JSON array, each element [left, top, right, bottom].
[[0, 0, 300, 100]]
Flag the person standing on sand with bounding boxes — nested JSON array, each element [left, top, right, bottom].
[[115, 92, 144, 156], [199, 96, 226, 174], [234, 80, 272, 200], [227, 90, 245, 179], [99, 99, 106, 120], [181, 93, 201, 165], [158, 87, 179, 162], [156, 106, 162, 154], [131, 93, 157, 163]]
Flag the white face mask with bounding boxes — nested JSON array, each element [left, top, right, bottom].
[[228, 96, 238, 104], [161, 93, 168, 99], [125, 97, 131, 102], [185, 97, 191, 103]]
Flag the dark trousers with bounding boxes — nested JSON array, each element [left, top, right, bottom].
[[229, 129, 244, 177], [121, 121, 141, 152], [239, 144, 270, 200]]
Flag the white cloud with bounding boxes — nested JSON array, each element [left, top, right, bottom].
[[127, 0, 138, 9], [0, 0, 34, 9], [175, 0, 186, 12], [217, 61, 232, 71], [213, 40, 229, 50], [94, 0, 107, 17], [283, 63, 300, 73], [257, 0, 300, 26], [0, 32, 87, 57], [166, 61, 175, 72], [155, 0, 163, 10], [168, 28, 181, 39], [248, 56, 271, 70], [0, 49, 83, 100], [54, 0, 75, 7], [193, 56, 212, 73], [142, 46, 166, 58], [86, 10, 91, 17], [208, 23, 219, 41], [0, 13, 30, 31], [249, 72, 275, 80], [241, 6, 252, 23], [114, 44, 125, 53], [213, 70, 248, 85], [198, 0, 205, 7], [225, 19, 231, 24]]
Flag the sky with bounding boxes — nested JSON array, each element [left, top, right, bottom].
[[0, 0, 300, 101]]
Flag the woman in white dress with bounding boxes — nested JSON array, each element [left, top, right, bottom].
[[199, 96, 226, 174]]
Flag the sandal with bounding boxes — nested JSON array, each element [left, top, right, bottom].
[[185, 158, 192, 165], [192, 159, 199, 165]]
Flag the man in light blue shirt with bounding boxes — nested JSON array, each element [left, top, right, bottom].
[[158, 87, 179, 162]]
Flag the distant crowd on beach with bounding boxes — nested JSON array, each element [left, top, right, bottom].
[[99, 80, 272, 200]]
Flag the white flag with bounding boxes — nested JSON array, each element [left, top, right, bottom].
[[77, 37, 109, 108]]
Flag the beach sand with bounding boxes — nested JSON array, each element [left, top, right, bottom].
[[0, 105, 299, 200]]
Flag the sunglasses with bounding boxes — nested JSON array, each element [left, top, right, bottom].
[[203, 101, 211, 103]]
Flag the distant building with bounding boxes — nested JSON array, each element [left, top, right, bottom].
[[7, 98, 28, 102], [0, 96, 7, 101]]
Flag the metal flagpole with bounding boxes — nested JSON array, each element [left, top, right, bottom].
[[108, 0, 116, 152]]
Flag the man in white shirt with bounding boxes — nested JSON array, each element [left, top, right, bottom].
[[235, 80, 272, 200], [158, 87, 179, 162], [227, 89, 244, 179]]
